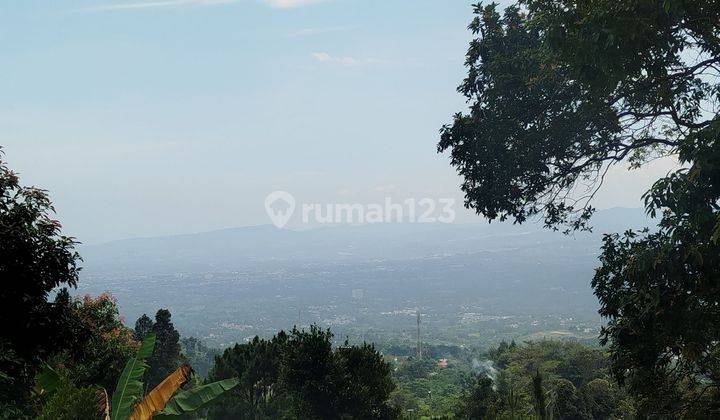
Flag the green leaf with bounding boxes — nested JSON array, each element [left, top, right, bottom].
[[34, 363, 61, 396], [110, 357, 148, 420], [110, 333, 156, 420], [137, 332, 156, 359], [155, 377, 239, 418]]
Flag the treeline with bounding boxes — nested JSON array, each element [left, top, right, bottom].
[[458, 341, 635, 419], [3, 291, 398, 418], [385, 340, 636, 419]]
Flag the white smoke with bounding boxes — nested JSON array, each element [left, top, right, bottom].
[[472, 358, 498, 383]]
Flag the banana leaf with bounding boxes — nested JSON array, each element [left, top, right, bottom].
[[154, 377, 239, 418], [110, 333, 156, 420], [129, 364, 193, 420], [33, 363, 61, 396], [136, 333, 156, 359]]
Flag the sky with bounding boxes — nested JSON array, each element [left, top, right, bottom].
[[1, 0, 678, 243]]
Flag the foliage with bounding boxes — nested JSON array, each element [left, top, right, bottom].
[[591, 113, 720, 417], [111, 334, 156, 420], [456, 375, 497, 419], [394, 357, 437, 381], [34, 364, 62, 397], [134, 315, 154, 341], [460, 340, 633, 419], [180, 337, 218, 378], [551, 378, 585, 420], [333, 342, 397, 418], [130, 364, 192, 420], [439, 1, 719, 232], [104, 333, 233, 420], [208, 331, 287, 418], [155, 377, 239, 418], [56, 292, 138, 391], [145, 309, 182, 390], [391, 355, 471, 418], [531, 370, 547, 420], [582, 378, 625, 420], [37, 379, 103, 420], [280, 325, 337, 417], [0, 150, 81, 409], [441, 1, 720, 415], [207, 324, 397, 419]]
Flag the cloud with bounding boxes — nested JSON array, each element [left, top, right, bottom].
[[264, 0, 328, 8], [82, 0, 238, 12], [290, 25, 357, 37], [311, 52, 381, 67], [83, 0, 327, 12]]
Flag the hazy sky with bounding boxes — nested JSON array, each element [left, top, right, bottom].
[[2, 0, 677, 243]]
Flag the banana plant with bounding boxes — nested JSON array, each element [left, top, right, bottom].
[[110, 333, 156, 420], [129, 364, 193, 419], [105, 333, 238, 420]]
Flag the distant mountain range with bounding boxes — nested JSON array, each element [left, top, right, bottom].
[[79, 207, 652, 276]]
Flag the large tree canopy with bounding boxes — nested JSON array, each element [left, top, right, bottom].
[[441, 1, 720, 416], [0, 150, 81, 408], [439, 0, 719, 231]]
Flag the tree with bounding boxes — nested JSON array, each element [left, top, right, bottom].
[[582, 378, 622, 420], [38, 380, 103, 420], [457, 375, 497, 419], [208, 333, 288, 419], [133, 314, 154, 341], [280, 325, 338, 418], [551, 378, 585, 420], [532, 370, 547, 420], [180, 337, 218, 378], [334, 342, 397, 419], [0, 151, 81, 409], [55, 293, 137, 391], [440, 1, 720, 415], [208, 325, 397, 419], [146, 309, 181, 390], [481, 340, 634, 419], [439, 1, 719, 232]]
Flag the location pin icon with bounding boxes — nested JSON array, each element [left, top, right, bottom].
[[264, 191, 295, 229]]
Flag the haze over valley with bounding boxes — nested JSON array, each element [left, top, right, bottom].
[[76, 207, 650, 349]]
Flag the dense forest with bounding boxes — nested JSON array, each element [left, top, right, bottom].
[[3, 0, 720, 418]]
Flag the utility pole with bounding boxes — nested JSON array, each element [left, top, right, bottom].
[[416, 309, 422, 359]]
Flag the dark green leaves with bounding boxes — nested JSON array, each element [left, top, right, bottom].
[[33, 364, 62, 397], [441, 1, 720, 416], [439, 1, 718, 231]]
